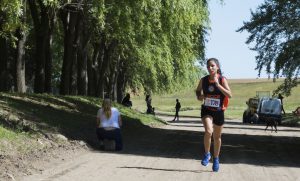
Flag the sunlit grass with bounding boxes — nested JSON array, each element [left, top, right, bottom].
[[0, 127, 41, 155], [0, 126, 17, 140], [0, 92, 166, 155], [0, 79, 299, 156], [132, 78, 300, 120]]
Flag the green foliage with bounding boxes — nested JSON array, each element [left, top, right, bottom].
[[237, 0, 300, 96], [42, 0, 59, 7], [87, 0, 209, 94], [0, 0, 23, 39], [133, 0, 208, 93], [1, 0, 209, 96]]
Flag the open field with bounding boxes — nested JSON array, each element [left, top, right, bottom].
[[131, 78, 300, 120]]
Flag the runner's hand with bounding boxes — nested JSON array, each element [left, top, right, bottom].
[[214, 75, 220, 87]]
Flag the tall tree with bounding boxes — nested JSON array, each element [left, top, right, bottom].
[[59, 1, 82, 95], [76, 13, 90, 96], [0, 0, 26, 92], [15, 26, 27, 93], [1, 0, 209, 97], [28, 0, 56, 93], [237, 0, 300, 96], [0, 38, 9, 91], [123, 0, 208, 94]]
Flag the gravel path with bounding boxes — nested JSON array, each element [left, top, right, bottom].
[[22, 116, 300, 181]]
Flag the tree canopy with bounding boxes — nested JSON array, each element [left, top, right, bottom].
[[0, 0, 209, 100], [237, 0, 300, 96]]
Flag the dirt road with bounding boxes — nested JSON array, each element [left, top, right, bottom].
[[23, 116, 300, 181]]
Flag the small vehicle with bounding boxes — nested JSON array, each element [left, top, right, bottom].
[[257, 97, 282, 125], [243, 91, 269, 123], [243, 91, 282, 124]]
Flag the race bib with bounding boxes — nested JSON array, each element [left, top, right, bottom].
[[204, 98, 220, 108]]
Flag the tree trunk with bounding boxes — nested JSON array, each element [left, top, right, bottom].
[[116, 61, 126, 103], [59, 10, 78, 95], [95, 40, 105, 97], [15, 28, 27, 93], [77, 28, 90, 95], [0, 38, 9, 91], [87, 43, 99, 96], [116, 75, 126, 103], [108, 56, 120, 101], [77, 48, 87, 95], [33, 36, 46, 93], [96, 40, 117, 97], [45, 15, 55, 93], [29, 0, 45, 93], [112, 69, 119, 101], [28, 0, 55, 93], [70, 49, 78, 95]]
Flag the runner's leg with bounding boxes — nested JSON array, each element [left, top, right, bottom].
[[203, 116, 213, 153], [212, 124, 223, 158]]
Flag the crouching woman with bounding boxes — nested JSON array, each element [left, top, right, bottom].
[[96, 99, 123, 151]]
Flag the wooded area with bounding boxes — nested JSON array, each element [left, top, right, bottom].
[[1, 0, 299, 100], [0, 0, 208, 101]]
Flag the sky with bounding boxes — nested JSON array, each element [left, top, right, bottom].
[[205, 0, 267, 79]]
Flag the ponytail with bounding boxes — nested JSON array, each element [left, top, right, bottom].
[[102, 99, 112, 119]]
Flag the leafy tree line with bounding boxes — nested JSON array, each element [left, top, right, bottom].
[[0, 0, 209, 102], [238, 0, 300, 96]]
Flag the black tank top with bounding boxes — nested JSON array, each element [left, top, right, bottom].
[[202, 75, 226, 111]]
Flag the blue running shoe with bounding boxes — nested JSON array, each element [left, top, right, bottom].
[[201, 152, 211, 166], [212, 157, 219, 172]]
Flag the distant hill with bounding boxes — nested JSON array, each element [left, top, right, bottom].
[[228, 78, 285, 83]]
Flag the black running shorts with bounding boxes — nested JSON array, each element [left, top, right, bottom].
[[201, 106, 225, 126]]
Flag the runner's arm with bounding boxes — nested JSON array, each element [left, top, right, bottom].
[[196, 78, 205, 101], [215, 77, 232, 98]]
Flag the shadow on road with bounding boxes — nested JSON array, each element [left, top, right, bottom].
[[118, 166, 210, 173], [2, 95, 300, 169], [120, 118, 300, 168]]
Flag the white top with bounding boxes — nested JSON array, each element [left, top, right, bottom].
[[97, 107, 120, 128]]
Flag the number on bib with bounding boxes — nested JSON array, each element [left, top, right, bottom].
[[204, 98, 220, 108]]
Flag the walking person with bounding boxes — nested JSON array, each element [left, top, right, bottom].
[[278, 93, 285, 114], [172, 99, 181, 121], [196, 58, 232, 172], [96, 99, 123, 151], [145, 94, 153, 114]]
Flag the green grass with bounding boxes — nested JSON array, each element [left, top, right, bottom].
[[0, 79, 299, 155], [0, 126, 17, 140], [0, 126, 40, 155], [0, 92, 166, 155], [132, 78, 300, 120]]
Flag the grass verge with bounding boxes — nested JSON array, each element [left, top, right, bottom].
[[0, 92, 166, 156]]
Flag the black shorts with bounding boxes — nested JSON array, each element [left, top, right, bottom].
[[201, 106, 225, 126]]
